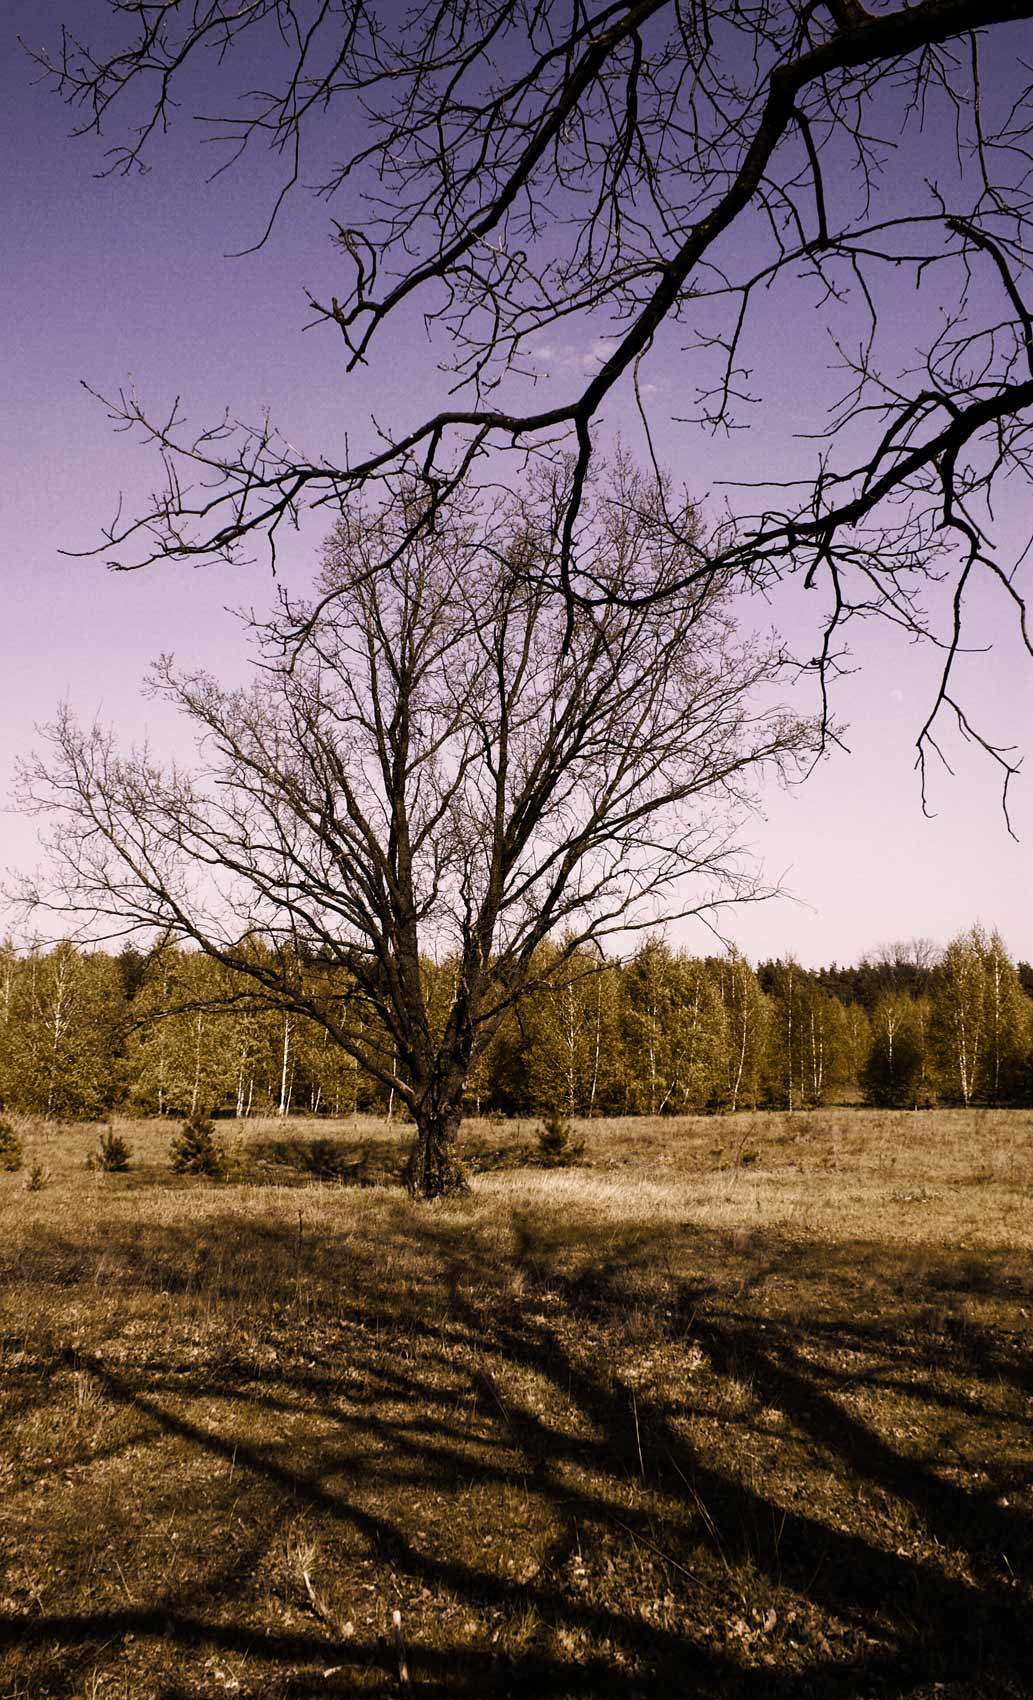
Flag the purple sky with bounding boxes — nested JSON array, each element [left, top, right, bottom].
[[4, 0, 1032, 968]]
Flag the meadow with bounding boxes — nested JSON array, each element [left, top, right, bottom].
[[0, 1109, 1030, 1698]]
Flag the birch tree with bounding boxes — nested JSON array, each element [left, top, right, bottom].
[[3, 943, 123, 1118], [932, 926, 1031, 1104], [712, 952, 768, 1112], [863, 994, 932, 1108]]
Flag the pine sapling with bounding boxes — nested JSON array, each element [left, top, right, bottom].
[[535, 1114, 585, 1168], [96, 1125, 132, 1172], [170, 1111, 224, 1177]]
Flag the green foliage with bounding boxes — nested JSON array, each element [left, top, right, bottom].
[[127, 950, 244, 1117], [520, 946, 624, 1117], [0, 943, 125, 1119], [3, 933, 1033, 1120], [863, 996, 933, 1108], [95, 1126, 132, 1172], [126, 947, 366, 1119], [619, 940, 729, 1115], [760, 959, 854, 1111], [0, 1118, 24, 1172], [535, 1114, 585, 1168], [931, 927, 1033, 1107], [170, 1112, 224, 1177], [711, 951, 768, 1111]]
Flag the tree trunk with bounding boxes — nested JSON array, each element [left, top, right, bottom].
[[589, 986, 601, 1116], [278, 1015, 293, 1117], [191, 1011, 203, 1115], [730, 1003, 747, 1113], [405, 1103, 469, 1199]]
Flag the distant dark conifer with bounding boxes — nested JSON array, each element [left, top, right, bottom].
[[0, 1119, 24, 1172], [170, 1112, 224, 1177]]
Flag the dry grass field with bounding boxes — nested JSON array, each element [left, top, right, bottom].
[[0, 1109, 1031, 1698]]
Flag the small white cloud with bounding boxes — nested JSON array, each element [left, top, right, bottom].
[[581, 337, 619, 370], [529, 336, 622, 372]]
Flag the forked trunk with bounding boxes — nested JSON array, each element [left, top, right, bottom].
[[405, 1104, 469, 1199]]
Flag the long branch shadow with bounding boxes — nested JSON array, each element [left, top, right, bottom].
[[0, 1204, 1030, 1698], [454, 1272, 1031, 1693]]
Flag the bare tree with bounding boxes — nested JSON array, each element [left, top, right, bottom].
[[30, 0, 1033, 806], [17, 470, 812, 1195]]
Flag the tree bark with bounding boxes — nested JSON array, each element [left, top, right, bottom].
[[405, 1103, 469, 1199]]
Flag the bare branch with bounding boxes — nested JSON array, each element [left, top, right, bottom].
[[28, 0, 1033, 800]]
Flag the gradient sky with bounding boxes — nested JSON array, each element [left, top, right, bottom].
[[3, 0, 1032, 967]]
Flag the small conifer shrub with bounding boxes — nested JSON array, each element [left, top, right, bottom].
[[535, 1114, 586, 1168], [0, 1119, 23, 1172], [24, 1160, 49, 1192], [95, 1126, 132, 1172], [170, 1112, 224, 1177]]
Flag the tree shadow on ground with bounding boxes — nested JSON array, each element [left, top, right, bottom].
[[0, 1199, 1030, 1697]]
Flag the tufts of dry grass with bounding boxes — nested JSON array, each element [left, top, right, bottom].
[[0, 1108, 1030, 1697]]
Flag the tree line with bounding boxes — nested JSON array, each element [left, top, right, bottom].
[[2, 926, 1030, 1122]]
